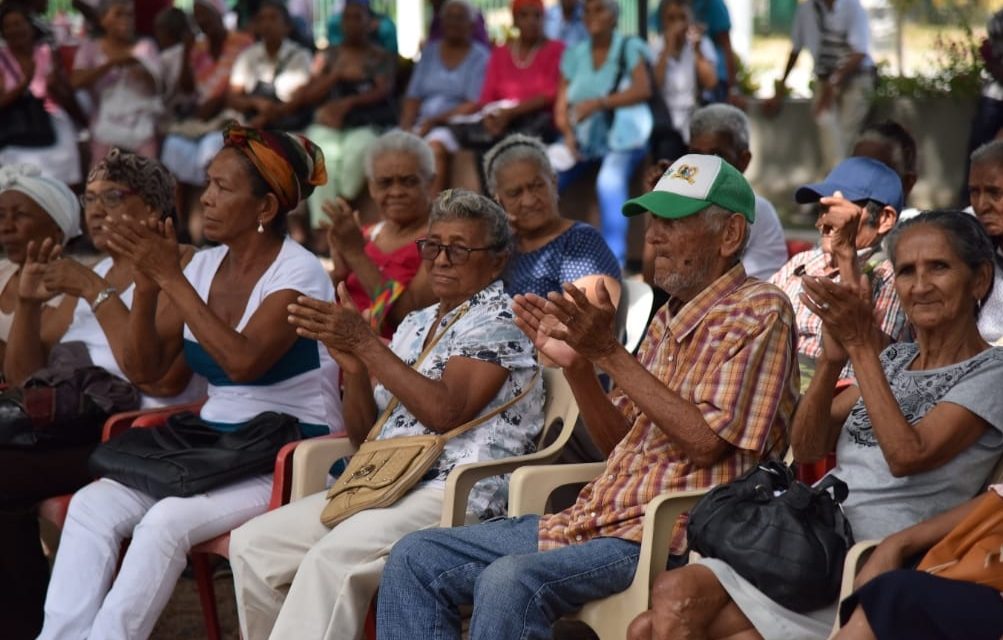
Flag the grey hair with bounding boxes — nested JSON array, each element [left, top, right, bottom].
[[441, 0, 476, 21], [429, 188, 512, 254], [700, 203, 750, 261], [971, 139, 1003, 169], [589, 0, 620, 21], [482, 134, 553, 195], [689, 104, 750, 152], [886, 209, 995, 314], [364, 129, 436, 183]]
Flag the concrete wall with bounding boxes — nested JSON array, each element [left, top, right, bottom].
[[444, 96, 975, 264], [747, 97, 975, 216]]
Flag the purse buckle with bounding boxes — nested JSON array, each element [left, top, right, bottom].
[[352, 463, 377, 479]]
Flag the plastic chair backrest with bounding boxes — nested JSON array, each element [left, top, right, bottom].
[[536, 367, 579, 452], [617, 279, 654, 354]]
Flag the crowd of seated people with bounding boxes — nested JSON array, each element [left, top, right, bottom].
[[2, 2, 1003, 640]]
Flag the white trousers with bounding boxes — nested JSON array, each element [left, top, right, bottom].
[[813, 71, 875, 172], [39, 475, 272, 640], [229, 483, 444, 640]]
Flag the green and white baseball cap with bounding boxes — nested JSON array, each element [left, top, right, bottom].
[[622, 154, 756, 223]]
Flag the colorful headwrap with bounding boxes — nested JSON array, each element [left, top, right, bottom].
[[222, 123, 327, 213], [511, 0, 544, 13], [88, 148, 176, 220]]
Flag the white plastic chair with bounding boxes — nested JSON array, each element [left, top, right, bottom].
[[289, 368, 580, 513], [508, 463, 706, 639]]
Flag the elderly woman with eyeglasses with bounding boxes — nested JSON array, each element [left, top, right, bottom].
[[229, 189, 545, 640], [0, 151, 201, 640]]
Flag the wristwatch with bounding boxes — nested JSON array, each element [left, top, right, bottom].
[[90, 287, 117, 311]]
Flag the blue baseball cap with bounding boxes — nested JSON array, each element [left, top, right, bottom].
[[794, 157, 904, 213]]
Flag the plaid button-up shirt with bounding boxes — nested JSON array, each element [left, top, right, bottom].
[[538, 265, 799, 554], [769, 246, 908, 378]]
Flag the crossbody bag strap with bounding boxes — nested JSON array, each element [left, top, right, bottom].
[[361, 303, 472, 443], [436, 367, 541, 442]]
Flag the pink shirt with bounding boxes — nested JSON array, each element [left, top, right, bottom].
[[0, 45, 57, 111], [478, 39, 564, 106]]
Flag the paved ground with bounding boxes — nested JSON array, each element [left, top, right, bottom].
[[150, 571, 239, 640]]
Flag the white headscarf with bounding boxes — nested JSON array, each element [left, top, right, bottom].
[[0, 164, 81, 244]]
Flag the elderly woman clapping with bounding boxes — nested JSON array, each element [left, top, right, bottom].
[[37, 126, 342, 639], [2, 152, 199, 639], [629, 210, 1003, 640], [229, 189, 544, 640], [485, 134, 620, 301], [0, 164, 81, 369], [324, 130, 437, 338]]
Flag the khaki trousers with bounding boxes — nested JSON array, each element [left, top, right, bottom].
[[230, 483, 444, 640]]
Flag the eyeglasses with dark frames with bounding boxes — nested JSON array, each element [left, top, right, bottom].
[[79, 189, 137, 210], [416, 239, 500, 265]]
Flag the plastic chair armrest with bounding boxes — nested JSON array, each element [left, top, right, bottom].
[[289, 436, 357, 501], [635, 490, 707, 592], [508, 462, 606, 517], [441, 443, 569, 527], [828, 539, 882, 637], [100, 400, 206, 441]]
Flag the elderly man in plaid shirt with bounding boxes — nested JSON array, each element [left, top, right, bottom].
[[374, 154, 800, 640]]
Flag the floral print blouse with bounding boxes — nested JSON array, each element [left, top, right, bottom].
[[374, 280, 544, 519]]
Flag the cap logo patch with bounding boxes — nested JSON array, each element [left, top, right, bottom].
[[669, 164, 699, 185]]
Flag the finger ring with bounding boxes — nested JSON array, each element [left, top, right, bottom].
[[820, 302, 830, 311]]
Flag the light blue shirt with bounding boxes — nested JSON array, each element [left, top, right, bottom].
[[406, 41, 490, 124], [544, 3, 588, 49]]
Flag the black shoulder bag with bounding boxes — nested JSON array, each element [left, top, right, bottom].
[[686, 460, 855, 613], [89, 410, 303, 498], [0, 50, 56, 149]]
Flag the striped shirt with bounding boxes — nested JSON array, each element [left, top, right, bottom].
[[538, 265, 799, 554], [769, 246, 907, 381]]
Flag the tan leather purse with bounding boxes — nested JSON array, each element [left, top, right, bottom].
[[916, 490, 1003, 590], [320, 305, 539, 528]]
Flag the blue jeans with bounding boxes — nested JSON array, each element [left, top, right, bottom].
[[376, 515, 641, 640], [558, 147, 647, 265]]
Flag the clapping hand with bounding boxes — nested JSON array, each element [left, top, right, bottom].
[[41, 252, 105, 300], [288, 282, 373, 374], [323, 197, 366, 257], [18, 239, 60, 303], [816, 190, 862, 267], [513, 280, 619, 368], [800, 273, 878, 362], [105, 215, 182, 290]]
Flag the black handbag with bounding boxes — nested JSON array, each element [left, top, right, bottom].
[[686, 460, 855, 613], [89, 411, 303, 498], [0, 52, 56, 149], [0, 362, 140, 449]]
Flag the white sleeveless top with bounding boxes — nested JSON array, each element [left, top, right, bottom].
[[60, 257, 207, 409], [181, 239, 343, 434]]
